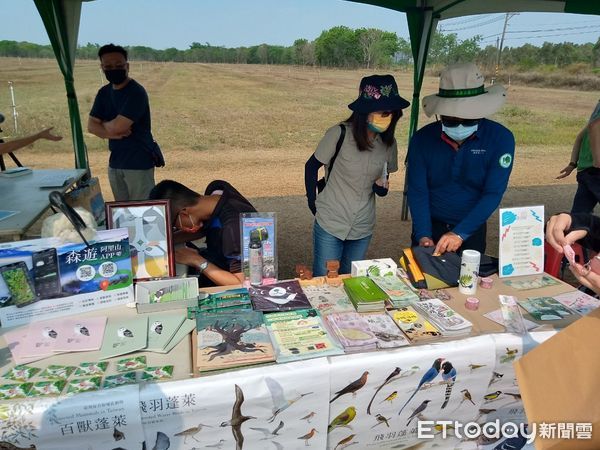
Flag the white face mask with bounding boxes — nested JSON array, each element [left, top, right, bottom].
[[442, 123, 478, 141]]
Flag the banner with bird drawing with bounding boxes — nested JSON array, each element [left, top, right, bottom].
[[139, 358, 330, 450], [326, 335, 497, 449], [0, 384, 144, 450]]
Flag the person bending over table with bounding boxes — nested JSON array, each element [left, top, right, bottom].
[[149, 179, 256, 287], [0, 127, 62, 155], [546, 212, 600, 294], [407, 62, 515, 255]]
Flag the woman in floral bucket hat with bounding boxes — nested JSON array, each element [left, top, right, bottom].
[[304, 74, 410, 276]]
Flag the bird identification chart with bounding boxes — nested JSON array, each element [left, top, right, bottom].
[[498, 206, 545, 278], [0, 384, 144, 450], [139, 358, 330, 450], [326, 335, 496, 449]]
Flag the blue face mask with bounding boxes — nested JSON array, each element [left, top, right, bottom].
[[442, 123, 478, 142]]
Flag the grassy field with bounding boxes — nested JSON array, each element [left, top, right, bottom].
[[0, 58, 597, 276]]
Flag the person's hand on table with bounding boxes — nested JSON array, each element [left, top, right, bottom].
[[174, 246, 204, 266], [38, 127, 63, 142], [433, 232, 462, 255], [545, 213, 588, 253]]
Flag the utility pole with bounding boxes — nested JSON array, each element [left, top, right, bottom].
[[493, 12, 518, 83]]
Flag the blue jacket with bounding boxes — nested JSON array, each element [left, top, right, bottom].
[[407, 118, 515, 240]]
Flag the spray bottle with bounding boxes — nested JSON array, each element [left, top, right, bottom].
[[249, 229, 264, 286]]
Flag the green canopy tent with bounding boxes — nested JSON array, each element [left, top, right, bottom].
[[345, 0, 600, 218], [32, 0, 600, 198]]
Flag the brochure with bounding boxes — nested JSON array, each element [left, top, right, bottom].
[[553, 290, 600, 316], [263, 308, 343, 363], [361, 312, 410, 348], [369, 275, 419, 307], [413, 298, 473, 336], [301, 284, 355, 315], [518, 296, 578, 321], [325, 312, 378, 352], [99, 316, 148, 359], [146, 312, 186, 352], [52, 316, 107, 352], [387, 306, 442, 343]]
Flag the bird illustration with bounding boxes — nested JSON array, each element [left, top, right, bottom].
[[366, 367, 401, 415], [328, 406, 357, 432], [506, 348, 518, 356], [152, 321, 163, 334], [461, 389, 475, 406], [174, 423, 212, 444], [490, 372, 504, 385], [0, 443, 38, 450], [250, 420, 284, 439], [371, 414, 390, 429], [406, 400, 431, 426], [398, 358, 443, 416], [220, 384, 256, 450], [334, 434, 357, 450], [78, 325, 90, 336], [265, 377, 313, 422], [379, 391, 397, 404], [205, 439, 226, 449], [300, 412, 316, 423], [330, 371, 369, 403], [149, 431, 170, 450], [113, 427, 125, 441], [500, 348, 519, 364], [117, 327, 134, 338], [503, 392, 522, 400], [440, 361, 457, 409], [484, 391, 503, 401], [468, 363, 486, 371], [297, 428, 318, 446]]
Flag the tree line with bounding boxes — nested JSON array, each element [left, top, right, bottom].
[[0, 26, 598, 71]]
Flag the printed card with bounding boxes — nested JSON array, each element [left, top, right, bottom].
[[74, 362, 109, 377], [0, 383, 33, 399], [65, 377, 102, 395], [27, 380, 66, 397], [116, 355, 147, 372], [39, 365, 75, 380], [140, 365, 174, 381], [103, 372, 138, 389], [3, 365, 41, 382]]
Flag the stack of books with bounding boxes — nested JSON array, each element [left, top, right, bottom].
[[414, 298, 473, 337], [325, 312, 378, 352], [369, 275, 419, 308], [343, 277, 388, 313]]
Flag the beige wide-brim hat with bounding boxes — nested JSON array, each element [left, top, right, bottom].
[[422, 62, 507, 119]]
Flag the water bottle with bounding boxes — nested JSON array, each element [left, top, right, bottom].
[[249, 237, 263, 286], [458, 250, 480, 295]]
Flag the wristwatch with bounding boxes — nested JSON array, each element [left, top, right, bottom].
[[197, 261, 209, 274]]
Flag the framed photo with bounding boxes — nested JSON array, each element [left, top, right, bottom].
[[105, 200, 175, 281]]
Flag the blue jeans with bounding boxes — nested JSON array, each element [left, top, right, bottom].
[[312, 221, 372, 276]]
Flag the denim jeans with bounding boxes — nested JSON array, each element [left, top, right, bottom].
[[572, 168, 600, 214], [312, 220, 372, 276]]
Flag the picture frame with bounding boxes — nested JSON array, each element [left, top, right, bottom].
[[105, 200, 175, 282]]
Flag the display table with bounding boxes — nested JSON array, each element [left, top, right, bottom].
[[0, 274, 579, 449], [0, 168, 88, 241]]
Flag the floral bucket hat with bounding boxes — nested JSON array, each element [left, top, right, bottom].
[[348, 74, 410, 114]]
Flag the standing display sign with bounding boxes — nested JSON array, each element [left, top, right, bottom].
[[0, 228, 133, 328], [498, 205, 545, 278]]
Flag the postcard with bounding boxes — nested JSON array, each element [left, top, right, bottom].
[[553, 290, 600, 316], [103, 372, 138, 389], [53, 316, 107, 352], [74, 362, 109, 377], [502, 275, 560, 290], [518, 296, 578, 321], [99, 316, 148, 360]]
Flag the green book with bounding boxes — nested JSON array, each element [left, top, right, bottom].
[[146, 312, 186, 352], [343, 276, 388, 310], [99, 316, 148, 360]]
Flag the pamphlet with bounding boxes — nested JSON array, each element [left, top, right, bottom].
[[52, 316, 107, 352], [301, 284, 355, 315], [146, 312, 186, 352], [387, 306, 442, 343], [263, 308, 343, 363], [518, 296, 578, 321], [99, 316, 148, 359], [553, 290, 600, 316], [361, 312, 410, 348], [249, 280, 312, 312]]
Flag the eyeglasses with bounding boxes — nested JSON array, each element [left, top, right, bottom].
[[441, 117, 480, 128]]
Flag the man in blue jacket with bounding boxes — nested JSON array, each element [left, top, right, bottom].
[[407, 62, 515, 255]]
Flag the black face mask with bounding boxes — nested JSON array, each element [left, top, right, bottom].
[[104, 69, 127, 85]]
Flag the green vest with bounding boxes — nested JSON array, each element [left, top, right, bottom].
[[578, 101, 600, 170]]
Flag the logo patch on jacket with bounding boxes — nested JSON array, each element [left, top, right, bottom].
[[499, 153, 512, 168]]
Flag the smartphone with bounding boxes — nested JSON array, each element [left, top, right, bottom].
[[0, 261, 37, 308], [32, 249, 62, 299]]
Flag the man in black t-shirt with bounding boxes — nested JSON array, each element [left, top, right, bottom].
[[88, 43, 157, 201], [149, 179, 256, 286]]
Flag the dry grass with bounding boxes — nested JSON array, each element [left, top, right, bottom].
[[0, 58, 597, 278]]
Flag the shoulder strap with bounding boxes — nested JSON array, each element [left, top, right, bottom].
[[325, 124, 346, 182]]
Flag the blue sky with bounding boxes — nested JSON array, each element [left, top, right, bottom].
[[2, 0, 599, 50]]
